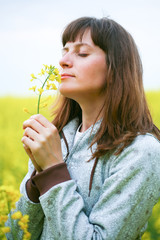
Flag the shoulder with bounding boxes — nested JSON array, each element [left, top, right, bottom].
[[109, 133, 160, 176], [134, 132, 160, 146], [131, 133, 160, 157], [106, 133, 160, 202], [121, 133, 160, 159]]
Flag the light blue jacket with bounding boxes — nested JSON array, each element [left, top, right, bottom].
[[6, 118, 160, 239]]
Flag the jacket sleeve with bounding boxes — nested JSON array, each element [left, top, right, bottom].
[[27, 136, 160, 240], [5, 159, 44, 240]]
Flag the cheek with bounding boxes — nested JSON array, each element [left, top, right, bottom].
[[83, 61, 107, 86]]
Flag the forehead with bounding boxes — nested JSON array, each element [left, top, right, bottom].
[[63, 42, 92, 51], [64, 30, 95, 49]]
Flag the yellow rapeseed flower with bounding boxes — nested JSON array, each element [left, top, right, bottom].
[[53, 68, 59, 75], [30, 74, 36, 79], [28, 64, 61, 114], [41, 69, 45, 75], [49, 74, 56, 81], [23, 108, 30, 114], [0, 226, 10, 233], [30, 74, 37, 81], [50, 83, 57, 90], [23, 231, 31, 240], [38, 88, 44, 95], [17, 215, 31, 239], [0, 185, 21, 212], [0, 186, 31, 239], [12, 211, 23, 220], [0, 215, 8, 223], [29, 86, 36, 92], [20, 215, 29, 224], [0, 200, 7, 213], [41, 103, 48, 108], [43, 64, 49, 70], [38, 68, 45, 76], [46, 81, 51, 90], [55, 74, 61, 83]]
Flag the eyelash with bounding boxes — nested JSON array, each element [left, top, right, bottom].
[[78, 53, 88, 57], [61, 52, 89, 57]]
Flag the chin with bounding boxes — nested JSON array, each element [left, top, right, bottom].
[[59, 90, 79, 102], [59, 84, 85, 102], [59, 87, 74, 99]]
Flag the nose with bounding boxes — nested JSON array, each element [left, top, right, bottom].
[[59, 53, 73, 68]]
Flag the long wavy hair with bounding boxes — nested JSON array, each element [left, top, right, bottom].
[[52, 17, 160, 160]]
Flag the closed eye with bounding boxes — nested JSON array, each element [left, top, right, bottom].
[[78, 53, 89, 57]]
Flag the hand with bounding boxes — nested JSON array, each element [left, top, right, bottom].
[[21, 114, 63, 171]]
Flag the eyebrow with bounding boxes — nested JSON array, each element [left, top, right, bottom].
[[62, 42, 92, 52]]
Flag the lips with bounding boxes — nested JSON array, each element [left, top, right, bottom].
[[61, 73, 75, 79]]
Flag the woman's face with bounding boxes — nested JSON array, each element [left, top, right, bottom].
[[59, 30, 107, 103]]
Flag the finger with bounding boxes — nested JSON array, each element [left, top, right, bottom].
[[23, 118, 44, 133], [28, 115, 59, 139], [30, 114, 54, 129], [23, 127, 40, 142], [22, 135, 44, 155], [23, 116, 56, 137], [23, 143, 33, 158], [22, 135, 35, 149]]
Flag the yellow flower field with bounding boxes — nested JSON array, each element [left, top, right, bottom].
[[0, 91, 160, 239]]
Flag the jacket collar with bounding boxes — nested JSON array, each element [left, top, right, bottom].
[[61, 117, 102, 160]]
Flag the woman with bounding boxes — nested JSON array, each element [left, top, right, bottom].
[[6, 17, 160, 240]]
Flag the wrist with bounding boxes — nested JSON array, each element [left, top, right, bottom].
[[42, 159, 64, 171], [32, 162, 71, 196]]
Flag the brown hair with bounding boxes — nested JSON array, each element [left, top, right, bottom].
[[52, 17, 160, 160]]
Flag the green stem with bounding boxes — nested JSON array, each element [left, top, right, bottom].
[[37, 75, 50, 114]]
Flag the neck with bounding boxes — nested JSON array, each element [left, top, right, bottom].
[[79, 97, 105, 132]]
